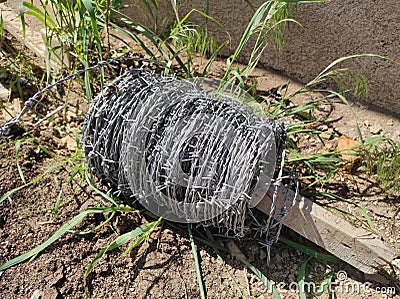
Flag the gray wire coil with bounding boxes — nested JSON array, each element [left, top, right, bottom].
[[81, 67, 291, 237], [0, 57, 295, 252]]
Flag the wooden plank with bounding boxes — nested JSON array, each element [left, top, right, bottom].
[[256, 186, 395, 274]]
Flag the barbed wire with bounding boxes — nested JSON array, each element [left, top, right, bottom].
[[81, 67, 295, 249], [0, 56, 167, 139], [1, 56, 297, 256]]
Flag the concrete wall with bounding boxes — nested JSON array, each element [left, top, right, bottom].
[[123, 0, 400, 116]]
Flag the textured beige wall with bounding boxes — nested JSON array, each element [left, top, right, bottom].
[[124, 1, 400, 115]]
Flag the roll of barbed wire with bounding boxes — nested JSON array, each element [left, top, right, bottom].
[[81, 67, 288, 235], [0, 57, 293, 242]]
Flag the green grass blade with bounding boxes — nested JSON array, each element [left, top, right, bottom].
[[15, 139, 28, 183], [279, 237, 341, 263], [0, 184, 28, 205], [18, 2, 27, 39], [120, 217, 163, 258], [108, 20, 157, 58], [169, 9, 226, 40], [81, 29, 92, 101], [188, 224, 206, 299], [69, 211, 116, 235], [52, 177, 62, 220], [0, 162, 62, 205], [307, 54, 394, 87], [20, 2, 56, 29], [202, 41, 229, 77], [192, 233, 281, 298], [84, 219, 161, 280], [84, 170, 118, 206], [223, 1, 273, 80], [82, 0, 102, 54], [356, 121, 364, 144], [0, 206, 128, 271], [355, 205, 375, 231], [298, 258, 309, 299], [139, 0, 157, 20], [238, 257, 281, 299]]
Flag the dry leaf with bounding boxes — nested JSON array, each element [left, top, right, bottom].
[[337, 135, 360, 168]]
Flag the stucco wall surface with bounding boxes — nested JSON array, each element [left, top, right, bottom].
[[123, 0, 400, 115]]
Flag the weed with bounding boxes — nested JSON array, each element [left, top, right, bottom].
[[0, 40, 38, 99], [259, 53, 393, 192], [188, 223, 207, 299], [221, 0, 313, 88], [0, 206, 137, 272], [19, 0, 124, 99], [359, 137, 400, 195], [83, 217, 163, 295], [0, 14, 4, 43]]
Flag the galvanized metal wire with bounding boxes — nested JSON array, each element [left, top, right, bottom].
[[0, 56, 297, 252]]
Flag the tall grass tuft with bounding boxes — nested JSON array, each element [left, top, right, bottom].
[[19, 0, 123, 99]]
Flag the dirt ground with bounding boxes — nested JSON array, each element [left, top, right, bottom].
[[1, 20, 400, 299]]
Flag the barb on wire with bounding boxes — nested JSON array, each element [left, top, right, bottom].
[[0, 56, 167, 139], [1, 56, 297, 255], [81, 67, 295, 252]]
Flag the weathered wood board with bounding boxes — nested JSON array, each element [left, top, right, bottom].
[[256, 186, 394, 274]]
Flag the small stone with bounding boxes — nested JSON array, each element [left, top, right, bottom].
[[259, 248, 267, 260], [55, 137, 66, 149], [0, 83, 10, 101], [392, 258, 400, 270], [52, 127, 62, 139], [247, 243, 260, 262], [370, 126, 382, 135], [317, 124, 329, 131], [30, 289, 42, 299], [61, 136, 76, 151], [66, 110, 76, 121], [47, 266, 64, 286], [321, 128, 334, 140], [43, 287, 59, 299]]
